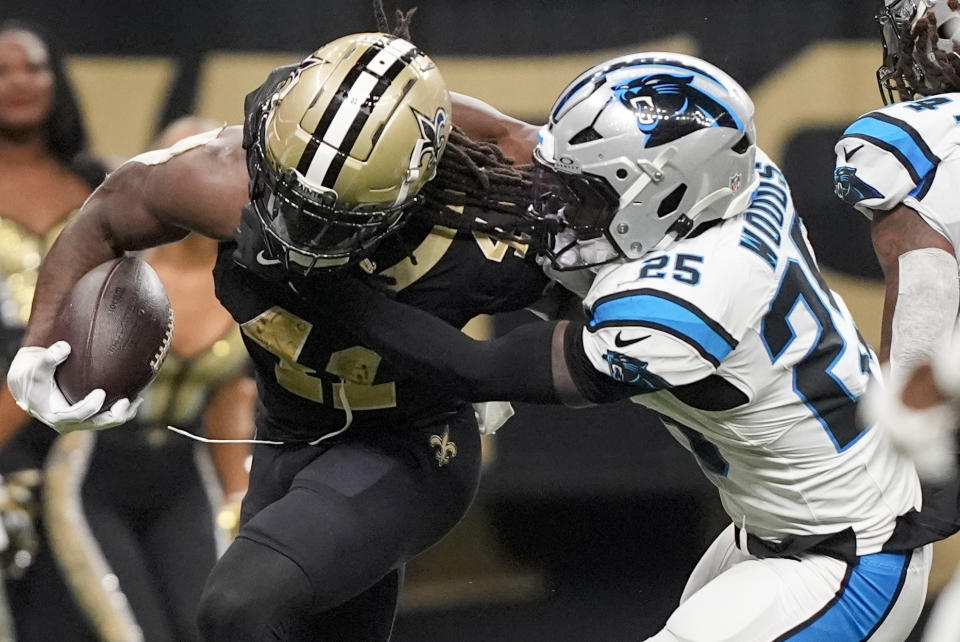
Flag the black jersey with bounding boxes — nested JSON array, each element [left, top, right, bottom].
[[214, 222, 546, 442], [212, 65, 548, 442]]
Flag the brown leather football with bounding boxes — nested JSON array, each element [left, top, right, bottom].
[[50, 255, 174, 407]]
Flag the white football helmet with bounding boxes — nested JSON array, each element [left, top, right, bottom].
[[878, 0, 960, 102], [531, 52, 758, 269]]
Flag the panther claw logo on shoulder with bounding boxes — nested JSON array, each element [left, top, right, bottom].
[[429, 426, 457, 467], [834, 166, 883, 204]]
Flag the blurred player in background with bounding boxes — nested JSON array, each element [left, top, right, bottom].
[[6, 19, 547, 642], [40, 116, 256, 642], [315, 52, 933, 641], [0, 19, 108, 641], [834, 0, 960, 482], [833, 1, 960, 639]]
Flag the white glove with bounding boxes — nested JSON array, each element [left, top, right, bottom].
[[861, 373, 958, 484], [6, 342, 141, 433]]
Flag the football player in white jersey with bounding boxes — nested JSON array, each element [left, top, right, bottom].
[[834, 2, 960, 639], [324, 52, 933, 641], [834, 0, 960, 481]]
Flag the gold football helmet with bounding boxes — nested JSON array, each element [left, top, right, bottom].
[[248, 32, 451, 273]]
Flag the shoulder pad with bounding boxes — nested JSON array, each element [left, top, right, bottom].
[[834, 110, 941, 217]]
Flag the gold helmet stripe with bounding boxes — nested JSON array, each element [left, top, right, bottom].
[[308, 38, 420, 189], [299, 36, 421, 190], [296, 40, 386, 175]]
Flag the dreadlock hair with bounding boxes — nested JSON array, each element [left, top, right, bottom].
[[420, 128, 538, 240], [371, 0, 537, 241], [373, 0, 417, 43], [892, 2, 960, 97]]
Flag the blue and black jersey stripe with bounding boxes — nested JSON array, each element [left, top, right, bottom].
[[842, 112, 940, 186], [588, 288, 737, 367]]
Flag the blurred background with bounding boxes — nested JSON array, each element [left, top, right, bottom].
[[1, 0, 949, 640]]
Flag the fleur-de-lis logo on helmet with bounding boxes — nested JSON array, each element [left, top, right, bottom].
[[407, 106, 448, 184]]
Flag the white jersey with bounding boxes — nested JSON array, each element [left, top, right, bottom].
[[581, 150, 921, 558], [834, 92, 960, 253]]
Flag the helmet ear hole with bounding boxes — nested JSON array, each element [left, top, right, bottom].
[[732, 134, 751, 154], [569, 127, 603, 145], [657, 184, 687, 218]]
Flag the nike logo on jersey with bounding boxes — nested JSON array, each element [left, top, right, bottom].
[[843, 144, 864, 162], [614, 332, 650, 348], [256, 250, 282, 266]]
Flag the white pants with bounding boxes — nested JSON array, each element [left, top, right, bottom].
[[923, 566, 960, 642], [646, 524, 931, 642]]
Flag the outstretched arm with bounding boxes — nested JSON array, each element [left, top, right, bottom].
[[8, 126, 249, 432], [450, 92, 540, 164], [326, 277, 636, 408], [23, 126, 248, 347]]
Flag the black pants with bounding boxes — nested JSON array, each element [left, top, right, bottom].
[[78, 434, 219, 642], [198, 406, 481, 641], [38, 429, 219, 642]]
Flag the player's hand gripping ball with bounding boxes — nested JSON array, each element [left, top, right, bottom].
[[50, 255, 174, 408]]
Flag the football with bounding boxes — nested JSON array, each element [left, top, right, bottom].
[[50, 255, 174, 407]]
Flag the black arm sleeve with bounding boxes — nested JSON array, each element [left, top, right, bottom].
[[333, 279, 562, 404]]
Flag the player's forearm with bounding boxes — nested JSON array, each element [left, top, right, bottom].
[[332, 279, 560, 403], [23, 164, 188, 347], [450, 92, 539, 163]]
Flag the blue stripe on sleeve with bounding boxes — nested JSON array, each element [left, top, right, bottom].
[[842, 114, 939, 185], [589, 292, 736, 366]]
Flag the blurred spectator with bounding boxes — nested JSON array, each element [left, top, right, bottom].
[[39, 115, 256, 642], [0, 26, 255, 639], [0, 19, 108, 641]]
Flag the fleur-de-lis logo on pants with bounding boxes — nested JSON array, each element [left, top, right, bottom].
[[429, 426, 457, 468]]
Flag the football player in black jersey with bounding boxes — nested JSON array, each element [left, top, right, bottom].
[[6, 30, 546, 642]]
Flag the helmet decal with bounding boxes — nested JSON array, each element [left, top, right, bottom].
[[612, 73, 742, 148], [409, 106, 448, 177], [296, 35, 421, 189]]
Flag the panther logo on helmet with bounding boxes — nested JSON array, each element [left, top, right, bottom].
[[613, 73, 740, 147]]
